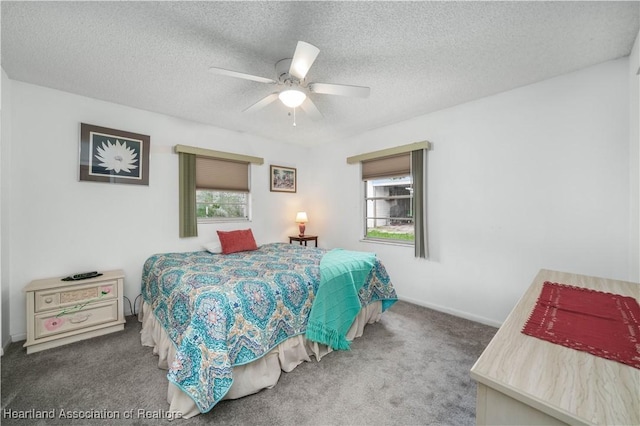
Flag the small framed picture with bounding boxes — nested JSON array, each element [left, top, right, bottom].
[[79, 123, 150, 185], [270, 165, 296, 193]]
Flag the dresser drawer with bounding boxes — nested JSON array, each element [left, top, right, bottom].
[[24, 270, 125, 354], [34, 280, 118, 313], [34, 300, 119, 339]]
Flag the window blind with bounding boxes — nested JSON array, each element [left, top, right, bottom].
[[361, 153, 410, 180], [195, 157, 249, 192]]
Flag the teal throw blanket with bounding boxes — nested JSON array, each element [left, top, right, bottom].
[[305, 249, 376, 350]]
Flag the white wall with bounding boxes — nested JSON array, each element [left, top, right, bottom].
[[630, 29, 640, 282], [6, 81, 311, 340], [309, 58, 632, 326], [1, 68, 13, 352]]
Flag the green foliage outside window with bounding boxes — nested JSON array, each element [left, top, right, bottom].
[[196, 190, 247, 219], [366, 229, 414, 241]]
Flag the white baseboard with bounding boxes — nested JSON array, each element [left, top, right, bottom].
[[1, 335, 12, 356], [11, 332, 26, 342], [397, 295, 502, 328]]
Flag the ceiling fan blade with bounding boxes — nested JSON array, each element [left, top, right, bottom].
[[300, 98, 323, 121], [209, 67, 276, 84], [308, 82, 370, 98], [289, 41, 320, 80], [243, 93, 279, 113]]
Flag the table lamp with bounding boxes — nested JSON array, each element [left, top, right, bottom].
[[295, 212, 308, 237]]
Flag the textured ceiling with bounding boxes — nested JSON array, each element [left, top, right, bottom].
[[2, 1, 639, 146]]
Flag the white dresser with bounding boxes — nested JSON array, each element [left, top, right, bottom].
[[23, 270, 126, 354], [470, 269, 640, 426]]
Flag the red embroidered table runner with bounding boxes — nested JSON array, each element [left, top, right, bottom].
[[522, 281, 640, 369]]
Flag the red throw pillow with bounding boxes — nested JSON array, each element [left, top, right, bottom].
[[217, 229, 258, 254]]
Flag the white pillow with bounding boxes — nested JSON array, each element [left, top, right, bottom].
[[203, 242, 222, 254]]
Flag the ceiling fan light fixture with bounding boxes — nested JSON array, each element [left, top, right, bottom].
[[279, 89, 306, 108]]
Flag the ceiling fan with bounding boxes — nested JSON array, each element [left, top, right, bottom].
[[209, 41, 370, 122]]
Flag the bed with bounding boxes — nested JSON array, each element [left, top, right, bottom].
[[139, 242, 397, 418]]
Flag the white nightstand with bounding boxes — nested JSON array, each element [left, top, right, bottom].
[[23, 270, 126, 354]]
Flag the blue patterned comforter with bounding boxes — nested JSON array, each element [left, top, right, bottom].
[[141, 243, 397, 413]]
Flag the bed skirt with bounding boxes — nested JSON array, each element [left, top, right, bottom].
[[139, 300, 383, 418]]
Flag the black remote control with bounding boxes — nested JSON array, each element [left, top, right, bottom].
[[62, 271, 101, 281], [73, 271, 98, 280]]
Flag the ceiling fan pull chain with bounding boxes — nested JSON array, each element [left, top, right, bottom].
[[293, 107, 297, 127]]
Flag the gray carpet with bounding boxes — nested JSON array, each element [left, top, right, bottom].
[[1, 301, 496, 425]]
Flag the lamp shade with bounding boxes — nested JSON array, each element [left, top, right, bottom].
[[295, 211, 308, 223], [279, 90, 306, 108]]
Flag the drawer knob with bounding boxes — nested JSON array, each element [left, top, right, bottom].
[[44, 297, 53, 304]]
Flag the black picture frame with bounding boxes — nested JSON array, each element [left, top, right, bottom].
[[79, 123, 150, 185]]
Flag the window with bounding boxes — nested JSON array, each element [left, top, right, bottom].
[[362, 153, 414, 244], [195, 156, 250, 223], [176, 145, 263, 238], [196, 190, 248, 221], [348, 141, 428, 258], [365, 176, 414, 242]]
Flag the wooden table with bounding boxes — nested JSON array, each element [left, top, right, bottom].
[[288, 235, 318, 247], [470, 269, 640, 426]]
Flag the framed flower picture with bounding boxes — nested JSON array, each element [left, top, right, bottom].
[[79, 123, 150, 185], [270, 165, 296, 193]]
